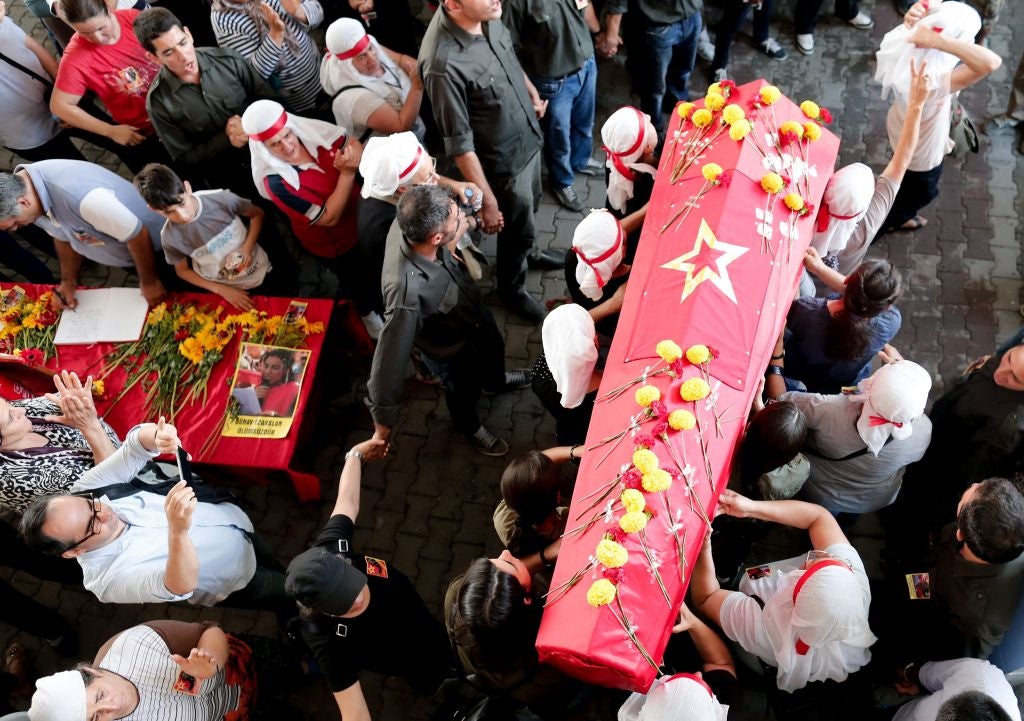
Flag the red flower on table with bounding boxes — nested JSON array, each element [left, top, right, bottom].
[[174, 328, 189, 341], [651, 421, 668, 437], [622, 468, 643, 490], [38, 309, 57, 326], [650, 400, 668, 419], [607, 528, 626, 543], [20, 348, 44, 365], [634, 434, 656, 449], [603, 567, 625, 584]]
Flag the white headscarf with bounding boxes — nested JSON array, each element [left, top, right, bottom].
[[320, 18, 410, 103], [29, 670, 86, 721], [875, 2, 981, 100], [760, 560, 876, 693], [241, 99, 347, 200], [618, 673, 729, 721], [359, 132, 426, 199], [572, 209, 625, 302], [542, 304, 598, 409], [851, 360, 932, 456], [601, 106, 658, 212], [810, 164, 875, 256]]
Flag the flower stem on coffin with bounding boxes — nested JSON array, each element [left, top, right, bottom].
[[544, 558, 598, 606], [597, 363, 671, 403], [611, 596, 662, 673], [638, 527, 672, 606]]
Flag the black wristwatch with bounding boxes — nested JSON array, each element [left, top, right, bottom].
[[765, 365, 784, 376]]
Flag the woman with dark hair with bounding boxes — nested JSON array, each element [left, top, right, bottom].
[[493, 447, 577, 557], [785, 251, 903, 394], [256, 348, 300, 417], [736, 399, 810, 501], [443, 545, 576, 716]]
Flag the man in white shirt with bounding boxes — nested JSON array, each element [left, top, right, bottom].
[[20, 420, 290, 618]]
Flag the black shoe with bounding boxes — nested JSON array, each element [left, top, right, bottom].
[[527, 248, 564, 270], [577, 157, 605, 176], [554, 185, 584, 212], [501, 290, 545, 323], [483, 369, 533, 395], [465, 425, 510, 456]]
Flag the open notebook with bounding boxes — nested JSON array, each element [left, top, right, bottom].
[[54, 288, 150, 345]]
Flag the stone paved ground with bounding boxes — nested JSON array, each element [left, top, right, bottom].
[[1, 0, 1023, 717]]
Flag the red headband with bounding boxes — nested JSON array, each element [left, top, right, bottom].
[[601, 108, 647, 181], [572, 220, 624, 289], [250, 111, 289, 143], [665, 672, 714, 697], [792, 559, 850, 656], [814, 202, 863, 233], [397, 146, 423, 182], [868, 414, 903, 428], [334, 34, 371, 60]]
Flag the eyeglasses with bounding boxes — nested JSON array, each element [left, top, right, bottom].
[[803, 549, 852, 571], [65, 494, 101, 552]]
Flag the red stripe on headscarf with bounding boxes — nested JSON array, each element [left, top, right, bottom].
[[869, 415, 903, 428], [249, 111, 289, 142], [335, 34, 371, 60], [602, 108, 647, 182], [665, 672, 714, 697], [397, 146, 423, 182], [572, 219, 624, 290], [791, 558, 850, 656], [814, 202, 863, 233]]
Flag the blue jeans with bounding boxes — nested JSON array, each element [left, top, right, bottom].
[[626, 12, 702, 136], [532, 55, 598, 189]]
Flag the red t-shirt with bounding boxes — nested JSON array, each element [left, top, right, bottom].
[[55, 9, 160, 131]]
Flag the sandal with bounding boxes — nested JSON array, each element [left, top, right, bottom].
[[899, 215, 928, 231]]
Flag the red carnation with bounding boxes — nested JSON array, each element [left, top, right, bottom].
[[174, 328, 189, 341], [652, 421, 668, 437], [21, 348, 44, 365], [717, 171, 732, 188], [819, 107, 833, 123], [603, 567, 625, 584], [622, 469, 643, 489], [719, 79, 737, 91], [38, 309, 58, 326], [607, 528, 626, 543], [651, 400, 668, 418], [665, 466, 681, 481], [780, 130, 799, 146], [780, 175, 792, 188], [671, 359, 686, 376], [635, 434, 656, 449], [708, 346, 721, 359]]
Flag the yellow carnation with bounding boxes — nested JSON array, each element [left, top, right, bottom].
[[642, 469, 673, 493], [91, 379, 105, 397], [803, 122, 822, 141], [620, 511, 649, 534], [784, 193, 805, 211], [707, 82, 723, 96], [722, 104, 745, 125], [596, 539, 629, 569], [759, 85, 781, 105], [691, 109, 713, 128], [668, 409, 696, 431], [635, 385, 661, 407], [656, 339, 682, 363], [701, 163, 723, 182], [760, 172, 784, 194], [676, 101, 695, 119], [586, 578, 618, 607], [621, 488, 646, 514], [686, 344, 711, 364], [704, 92, 725, 112], [632, 448, 660, 474], [729, 119, 752, 141], [800, 100, 820, 119], [780, 120, 804, 139], [179, 337, 205, 365], [680, 377, 711, 402]]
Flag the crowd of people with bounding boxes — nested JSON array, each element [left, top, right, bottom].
[[0, 0, 1023, 718]]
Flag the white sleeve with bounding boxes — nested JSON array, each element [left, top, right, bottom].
[[72, 426, 158, 491], [88, 567, 192, 604], [719, 591, 777, 664], [917, 658, 1001, 694], [79, 188, 144, 242]]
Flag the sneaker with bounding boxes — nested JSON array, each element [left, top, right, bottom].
[[554, 185, 584, 212], [796, 33, 814, 55], [360, 311, 384, 340], [697, 28, 715, 62], [483, 369, 533, 395], [987, 113, 1022, 133], [847, 10, 874, 28], [577, 157, 605, 176], [466, 425, 509, 456], [759, 37, 788, 60], [712, 67, 729, 83]]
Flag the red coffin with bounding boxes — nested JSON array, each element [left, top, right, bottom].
[[535, 79, 841, 691]]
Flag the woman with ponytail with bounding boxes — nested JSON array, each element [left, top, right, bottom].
[[784, 252, 903, 395]]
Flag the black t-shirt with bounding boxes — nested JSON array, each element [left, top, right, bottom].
[[299, 515, 452, 693], [703, 668, 740, 707]]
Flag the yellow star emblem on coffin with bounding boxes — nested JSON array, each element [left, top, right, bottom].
[[660, 218, 749, 304]]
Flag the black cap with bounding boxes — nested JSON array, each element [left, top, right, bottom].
[[285, 546, 367, 616]]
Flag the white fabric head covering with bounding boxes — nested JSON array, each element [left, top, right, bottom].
[[760, 560, 876, 693], [541, 304, 598, 409], [851, 360, 932, 456], [320, 18, 410, 102], [810, 163, 875, 256], [875, 2, 981, 100], [601, 106, 658, 212], [29, 670, 86, 721], [241, 99, 347, 200], [359, 132, 426, 199], [618, 673, 729, 721], [572, 209, 625, 302]]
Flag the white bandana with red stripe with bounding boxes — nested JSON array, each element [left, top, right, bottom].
[[809, 163, 874, 256], [359, 132, 426, 199], [320, 18, 411, 110], [851, 359, 932, 456], [617, 672, 728, 721], [600, 107, 657, 213], [571, 209, 625, 302]]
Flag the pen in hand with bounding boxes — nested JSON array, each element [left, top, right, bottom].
[[53, 289, 75, 313]]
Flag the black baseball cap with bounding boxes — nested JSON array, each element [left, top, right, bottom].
[[285, 546, 367, 616]]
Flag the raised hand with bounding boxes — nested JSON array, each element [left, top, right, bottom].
[[170, 647, 220, 680], [44, 370, 100, 430], [164, 479, 197, 534]]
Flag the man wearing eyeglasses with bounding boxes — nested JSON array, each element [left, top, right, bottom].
[[20, 419, 290, 616]]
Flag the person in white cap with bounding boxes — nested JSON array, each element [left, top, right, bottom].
[[874, 1, 1000, 234], [765, 344, 933, 515], [692, 492, 876, 699], [28, 620, 277, 721], [241, 98, 384, 337], [531, 303, 600, 445], [320, 18, 424, 144]]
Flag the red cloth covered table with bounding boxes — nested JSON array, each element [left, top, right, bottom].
[[0, 284, 333, 501], [536, 80, 841, 691]]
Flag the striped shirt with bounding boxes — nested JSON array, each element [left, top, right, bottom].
[[211, 0, 324, 113]]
